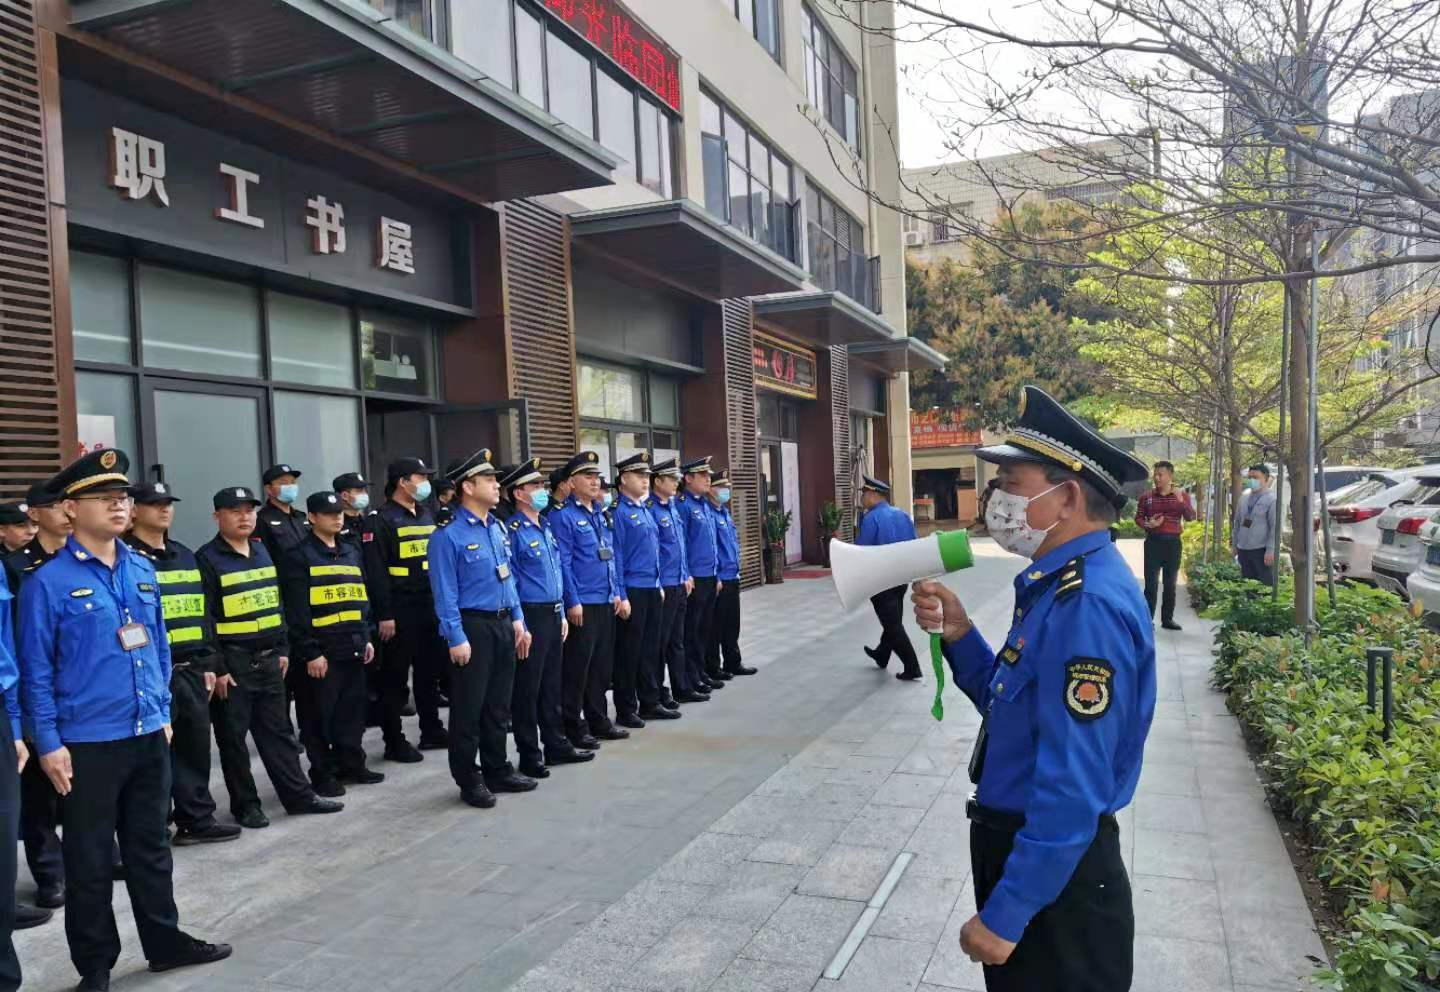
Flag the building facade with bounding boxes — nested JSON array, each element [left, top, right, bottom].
[[2, 0, 940, 587]]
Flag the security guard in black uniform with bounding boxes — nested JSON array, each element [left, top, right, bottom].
[[124, 483, 241, 847], [433, 478, 457, 528], [0, 501, 35, 556], [255, 464, 310, 563], [366, 457, 448, 762], [197, 487, 342, 828], [545, 466, 571, 518], [280, 492, 384, 796], [333, 473, 378, 549]]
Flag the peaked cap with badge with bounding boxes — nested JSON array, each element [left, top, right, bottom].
[[447, 448, 497, 484], [680, 456, 712, 476], [975, 386, 1148, 509], [860, 475, 891, 495], [500, 458, 544, 490], [650, 458, 681, 480], [51, 447, 131, 497], [561, 451, 602, 478], [615, 451, 650, 476]]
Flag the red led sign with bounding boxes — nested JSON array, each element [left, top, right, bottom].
[[543, 0, 682, 111], [754, 332, 818, 400]]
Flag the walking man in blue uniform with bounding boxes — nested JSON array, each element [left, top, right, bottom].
[[613, 452, 680, 725], [706, 470, 755, 680], [646, 460, 703, 705], [857, 476, 922, 680], [19, 449, 231, 990], [503, 459, 594, 776], [429, 449, 536, 807], [911, 387, 1155, 991], [678, 457, 723, 695]]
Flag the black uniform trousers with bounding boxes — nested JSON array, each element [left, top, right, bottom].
[[450, 612, 516, 787], [294, 633, 368, 784], [210, 645, 313, 816], [616, 587, 662, 717], [970, 815, 1133, 991], [62, 730, 187, 977], [706, 578, 743, 675], [646, 584, 687, 705], [19, 744, 62, 890], [1237, 546, 1274, 585], [1142, 534, 1183, 624], [684, 577, 718, 689], [562, 603, 615, 740], [168, 665, 218, 831], [516, 603, 566, 765], [868, 585, 921, 676], [381, 595, 447, 745], [0, 711, 22, 992]]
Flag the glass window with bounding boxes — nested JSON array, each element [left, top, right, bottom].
[[736, 0, 754, 34], [728, 161, 751, 236], [803, 4, 860, 151], [725, 113, 747, 167], [273, 392, 363, 502], [366, 0, 433, 39], [578, 426, 612, 481], [637, 99, 661, 195], [751, 181, 772, 249], [515, 6, 545, 108], [701, 92, 722, 137], [702, 133, 728, 218], [266, 292, 356, 389], [74, 371, 138, 462], [153, 388, 264, 546], [755, 0, 779, 59], [597, 71, 637, 181], [615, 430, 649, 472], [360, 312, 435, 398], [577, 362, 643, 421], [651, 430, 680, 468], [139, 265, 262, 377], [546, 31, 594, 135], [748, 134, 769, 182], [451, 0, 513, 89], [71, 252, 132, 365], [649, 374, 679, 426]]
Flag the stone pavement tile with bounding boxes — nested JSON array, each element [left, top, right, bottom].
[[822, 763, 895, 794], [797, 843, 897, 901], [1131, 934, 1233, 992], [894, 743, 967, 779], [1225, 919, 1327, 990], [748, 813, 849, 867], [838, 803, 927, 850], [1212, 859, 1312, 918], [707, 956, 819, 992], [1196, 761, 1268, 799], [905, 843, 972, 881], [267, 945, 475, 992], [1137, 760, 1201, 798], [589, 877, 716, 946], [854, 733, 925, 759], [1139, 736, 1202, 767], [627, 917, 761, 992], [829, 935, 932, 992], [871, 872, 966, 943], [1146, 716, 1194, 742], [1209, 825, 1295, 866], [836, 752, 907, 775], [655, 830, 759, 886], [939, 767, 974, 795], [1133, 827, 1216, 881], [741, 893, 866, 970], [709, 860, 810, 926], [921, 888, 986, 991], [1133, 793, 1209, 834], [805, 783, 874, 822], [1205, 794, 1286, 833], [709, 795, 809, 838], [500, 964, 647, 992], [871, 772, 948, 809], [756, 763, 835, 798], [790, 740, 859, 769], [1132, 874, 1225, 940]]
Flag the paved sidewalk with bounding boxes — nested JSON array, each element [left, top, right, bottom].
[[507, 539, 1327, 992]]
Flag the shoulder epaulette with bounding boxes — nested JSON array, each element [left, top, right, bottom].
[[1055, 556, 1085, 599], [509, 518, 521, 530]]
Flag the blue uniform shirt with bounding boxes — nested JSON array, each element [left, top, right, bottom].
[[942, 528, 1155, 943], [710, 502, 741, 581], [678, 492, 718, 578], [612, 494, 661, 591], [427, 508, 522, 649], [18, 537, 173, 757], [550, 496, 621, 609], [0, 582, 21, 735], [646, 494, 691, 588], [508, 511, 565, 606], [857, 500, 917, 546]]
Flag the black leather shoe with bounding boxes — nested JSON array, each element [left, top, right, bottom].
[[546, 748, 595, 764], [35, 883, 64, 908], [236, 808, 270, 829], [896, 670, 923, 681], [148, 936, 232, 972], [595, 726, 630, 741], [286, 795, 344, 815], [519, 762, 551, 779], [1162, 620, 1183, 631], [865, 645, 887, 669], [311, 779, 347, 798], [384, 740, 424, 763], [172, 822, 242, 846], [338, 767, 385, 785], [661, 696, 679, 709], [725, 665, 758, 676], [401, 698, 417, 717], [485, 772, 538, 793], [75, 971, 108, 991], [710, 670, 734, 681], [570, 733, 601, 751], [616, 714, 646, 729], [461, 784, 496, 808], [701, 677, 725, 690], [640, 705, 682, 720], [15, 903, 51, 929], [673, 690, 709, 704], [418, 730, 449, 750], [436, 692, 450, 708]]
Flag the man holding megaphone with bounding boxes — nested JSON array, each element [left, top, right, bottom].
[[911, 386, 1156, 992]]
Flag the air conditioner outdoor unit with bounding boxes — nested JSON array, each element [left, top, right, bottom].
[[903, 231, 924, 247]]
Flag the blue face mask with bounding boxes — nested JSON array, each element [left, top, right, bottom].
[[413, 480, 433, 503], [1243, 478, 1259, 491], [602, 493, 613, 509], [717, 488, 732, 505], [530, 490, 551, 512], [351, 493, 370, 512], [277, 483, 299, 505]]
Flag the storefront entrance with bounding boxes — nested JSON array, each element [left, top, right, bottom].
[[366, 401, 531, 486], [758, 394, 803, 564]]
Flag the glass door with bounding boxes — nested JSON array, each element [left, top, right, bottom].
[[365, 399, 531, 485]]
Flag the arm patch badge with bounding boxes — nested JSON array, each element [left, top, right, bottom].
[[1064, 657, 1113, 721]]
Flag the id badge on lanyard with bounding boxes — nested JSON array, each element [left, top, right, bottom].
[[103, 558, 151, 652]]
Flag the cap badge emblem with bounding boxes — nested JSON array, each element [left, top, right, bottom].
[[100, 451, 117, 470]]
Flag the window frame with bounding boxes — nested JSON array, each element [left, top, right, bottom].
[[724, 0, 782, 63], [806, 179, 869, 303], [801, 4, 861, 153], [699, 87, 798, 262]]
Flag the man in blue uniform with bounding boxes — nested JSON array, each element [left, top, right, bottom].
[[503, 460, 593, 777], [911, 386, 1155, 991], [551, 452, 626, 748], [857, 476, 922, 680], [19, 449, 231, 990], [0, 492, 31, 988], [646, 460, 704, 706], [613, 452, 680, 725], [706, 470, 754, 680], [678, 457, 724, 695], [428, 449, 535, 807]]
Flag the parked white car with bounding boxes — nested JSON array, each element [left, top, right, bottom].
[[1370, 480, 1440, 599], [1325, 466, 1440, 583], [1405, 514, 1440, 620]]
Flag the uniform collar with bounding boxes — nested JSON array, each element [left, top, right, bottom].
[[621, 494, 645, 509], [64, 533, 129, 566], [870, 499, 891, 511], [1015, 528, 1111, 591], [460, 508, 494, 528], [306, 533, 345, 557]]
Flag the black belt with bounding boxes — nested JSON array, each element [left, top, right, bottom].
[[461, 608, 512, 621], [521, 602, 563, 613], [966, 798, 1117, 834]]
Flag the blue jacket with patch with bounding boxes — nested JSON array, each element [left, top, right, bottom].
[[645, 494, 691, 588], [427, 507, 522, 648], [709, 502, 741, 581], [550, 496, 621, 609], [612, 494, 661, 591], [508, 511, 565, 606], [857, 500, 917, 546], [678, 492, 718, 579]]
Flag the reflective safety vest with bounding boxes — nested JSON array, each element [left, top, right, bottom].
[[390, 524, 435, 578], [281, 534, 372, 663], [306, 561, 370, 630], [122, 535, 213, 658], [196, 537, 286, 643]]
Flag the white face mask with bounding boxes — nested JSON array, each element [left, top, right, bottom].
[[984, 483, 1064, 559]]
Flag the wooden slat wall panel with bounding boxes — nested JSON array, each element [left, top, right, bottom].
[[500, 199, 577, 469], [0, 0, 61, 498], [830, 346, 854, 542], [721, 299, 762, 589]]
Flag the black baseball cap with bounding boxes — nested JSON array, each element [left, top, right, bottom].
[[332, 472, 369, 492], [306, 491, 344, 514], [131, 481, 182, 506], [25, 481, 62, 508], [387, 457, 435, 480], [262, 464, 302, 485], [214, 486, 263, 510]]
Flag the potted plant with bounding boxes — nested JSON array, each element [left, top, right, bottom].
[[763, 508, 792, 584], [818, 501, 843, 567]]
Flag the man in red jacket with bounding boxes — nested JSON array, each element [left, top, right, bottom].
[[1135, 461, 1195, 630]]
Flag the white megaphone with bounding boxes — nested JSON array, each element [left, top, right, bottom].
[[830, 529, 975, 722]]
